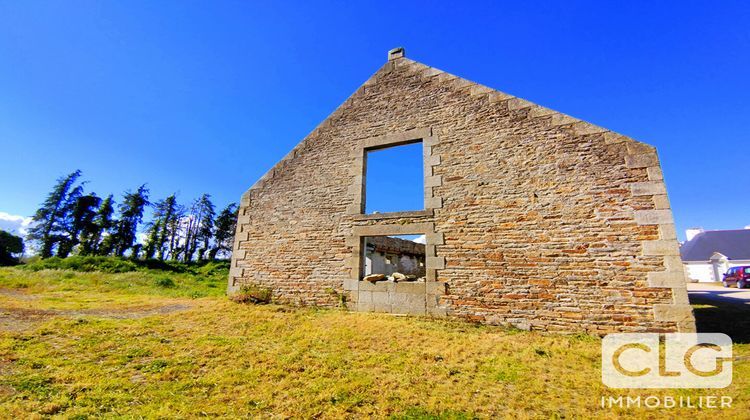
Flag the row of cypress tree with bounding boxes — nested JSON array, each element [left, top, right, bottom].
[[27, 170, 238, 262]]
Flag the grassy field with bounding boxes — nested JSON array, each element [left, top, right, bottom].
[[0, 265, 748, 418]]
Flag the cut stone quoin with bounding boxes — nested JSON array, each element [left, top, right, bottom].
[[229, 47, 694, 333]]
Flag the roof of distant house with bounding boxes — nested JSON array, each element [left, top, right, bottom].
[[365, 236, 425, 257], [680, 229, 750, 261]]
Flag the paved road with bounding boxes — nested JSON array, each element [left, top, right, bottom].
[[688, 282, 750, 306]]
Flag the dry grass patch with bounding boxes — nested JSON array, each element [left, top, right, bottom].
[[0, 267, 748, 418]]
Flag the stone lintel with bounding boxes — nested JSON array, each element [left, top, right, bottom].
[[362, 129, 432, 150], [352, 222, 434, 237], [352, 210, 433, 221]]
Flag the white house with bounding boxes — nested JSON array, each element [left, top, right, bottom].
[[680, 228, 750, 282]]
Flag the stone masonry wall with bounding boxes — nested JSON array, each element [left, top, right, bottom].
[[230, 50, 694, 334]]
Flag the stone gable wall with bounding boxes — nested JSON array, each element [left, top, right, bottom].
[[230, 53, 694, 334]]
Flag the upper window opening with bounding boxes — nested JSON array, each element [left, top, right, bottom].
[[364, 141, 424, 214]]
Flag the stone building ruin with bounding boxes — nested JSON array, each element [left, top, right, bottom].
[[364, 235, 426, 280], [229, 48, 695, 333]]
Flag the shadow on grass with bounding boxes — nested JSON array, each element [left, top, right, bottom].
[[689, 294, 750, 344]]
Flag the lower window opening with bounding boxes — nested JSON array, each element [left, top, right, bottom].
[[361, 234, 426, 282]]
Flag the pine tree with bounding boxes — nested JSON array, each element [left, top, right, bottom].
[[166, 201, 186, 261], [143, 219, 161, 259], [183, 194, 215, 262], [110, 185, 150, 257], [94, 196, 117, 256], [84, 194, 115, 256], [195, 195, 216, 261], [58, 193, 101, 258], [27, 170, 83, 258], [0, 230, 24, 266], [145, 194, 181, 260], [209, 203, 238, 260]]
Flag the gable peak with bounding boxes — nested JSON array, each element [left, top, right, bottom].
[[388, 47, 405, 61]]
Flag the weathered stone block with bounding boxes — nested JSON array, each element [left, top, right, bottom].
[[394, 282, 426, 294], [507, 97, 533, 110], [372, 302, 391, 312], [647, 166, 664, 181], [572, 121, 606, 136], [423, 135, 439, 146], [625, 154, 658, 168], [653, 304, 694, 323], [426, 256, 445, 270], [549, 113, 577, 126], [634, 210, 674, 225], [485, 91, 511, 104], [426, 281, 447, 295], [528, 106, 556, 118], [372, 291, 391, 306], [358, 281, 389, 292], [659, 224, 678, 240], [425, 197, 443, 209], [671, 288, 690, 305], [357, 300, 373, 312], [427, 306, 448, 317], [663, 255, 684, 271], [391, 292, 426, 315], [425, 175, 442, 187], [358, 291, 372, 304], [603, 132, 628, 145], [425, 155, 441, 166], [652, 195, 671, 209], [647, 271, 686, 288], [642, 241, 680, 256], [469, 85, 493, 96], [629, 182, 667, 196], [626, 141, 656, 155], [425, 232, 444, 245]]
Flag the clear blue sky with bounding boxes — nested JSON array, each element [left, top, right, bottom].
[[0, 1, 748, 240], [366, 142, 424, 214]]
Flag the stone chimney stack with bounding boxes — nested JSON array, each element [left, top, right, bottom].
[[388, 47, 405, 61]]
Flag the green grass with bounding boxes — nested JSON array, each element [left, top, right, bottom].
[[0, 261, 227, 301], [0, 266, 748, 418]]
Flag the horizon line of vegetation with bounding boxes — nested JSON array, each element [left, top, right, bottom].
[[1, 170, 238, 266]]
